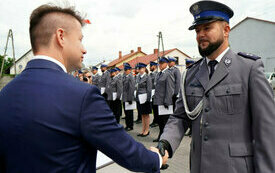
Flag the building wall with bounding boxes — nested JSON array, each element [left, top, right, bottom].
[[229, 18, 275, 72], [10, 50, 33, 75], [166, 49, 190, 73]]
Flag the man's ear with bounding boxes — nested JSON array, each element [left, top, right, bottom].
[[223, 22, 230, 38], [56, 28, 65, 48]]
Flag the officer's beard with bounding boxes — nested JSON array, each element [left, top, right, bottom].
[[198, 38, 224, 57]]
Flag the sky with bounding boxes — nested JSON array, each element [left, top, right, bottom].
[[0, 0, 275, 66]]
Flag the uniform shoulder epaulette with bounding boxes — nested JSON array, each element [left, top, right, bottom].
[[237, 52, 261, 61], [187, 58, 203, 69]]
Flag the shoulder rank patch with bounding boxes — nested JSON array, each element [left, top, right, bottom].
[[187, 58, 203, 69], [238, 52, 261, 61]]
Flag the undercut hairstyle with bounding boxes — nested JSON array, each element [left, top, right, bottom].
[[29, 4, 85, 53]]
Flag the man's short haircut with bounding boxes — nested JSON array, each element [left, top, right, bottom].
[[29, 4, 85, 53]]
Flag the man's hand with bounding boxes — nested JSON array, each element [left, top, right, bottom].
[[128, 101, 132, 105], [150, 147, 169, 168], [164, 104, 169, 109]]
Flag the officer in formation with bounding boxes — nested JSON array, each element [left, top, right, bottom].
[[153, 57, 174, 142], [91, 66, 100, 87], [135, 63, 152, 137], [106, 68, 123, 124], [168, 57, 181, 111], [98, 64, 110, 101], [114, 67, 123, 119], [134, 63, 142, 124], [149, 61, 159, 128], [122, 63, 136, 131], [157, 1, 275, 172]]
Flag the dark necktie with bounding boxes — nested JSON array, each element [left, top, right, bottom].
[[208, 60, 218, 79]]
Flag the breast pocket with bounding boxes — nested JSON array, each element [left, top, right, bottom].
[[214, 84, 243, 114], [186, 87, 204, 111]]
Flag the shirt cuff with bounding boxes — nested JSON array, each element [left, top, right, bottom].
[[157, 152, 162, 168]]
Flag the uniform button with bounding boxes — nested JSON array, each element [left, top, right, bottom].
[[226, 89, 230, 94], [205, 108, 210, 112], [204, 136, 208, 141], [204, 122, 209, 127]]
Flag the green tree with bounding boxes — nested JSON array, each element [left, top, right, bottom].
[[0, 55, 14, 74]]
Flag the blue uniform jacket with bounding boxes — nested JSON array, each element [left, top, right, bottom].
[[0, 59, 159, 173]]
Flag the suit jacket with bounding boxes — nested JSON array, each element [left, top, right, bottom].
[[136, 74, 152, 102], [106, 75, 123, 101], [160, 49, 275, 173], [153, 69, 174, 106], [0, 59, 160, 173], [169, 66, 181, 96], [122, 74, 135, 102], [149, 71, 158, 90], [91, 73, 100, 87], [98, 70, 110, 93]]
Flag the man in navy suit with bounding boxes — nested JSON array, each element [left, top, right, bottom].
[[0, 4, 167, 173]]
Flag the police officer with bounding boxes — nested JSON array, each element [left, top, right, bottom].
[[122, 63, 135, 131], [115, 67, 123, 119], [99, 64, 110, 101], [168, 57, 181, 111], [106, 68, 123, 124], [91, 66, 100, 87], [134, 63, 142, 124], [149, 61, 159, 128], [136, 63, 152, 137], [156, 1, 275, 172], [153, 57, 174, 142]]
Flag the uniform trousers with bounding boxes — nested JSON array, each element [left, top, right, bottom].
[[123, 102, 134, 129], [109, 99, 122, 124]]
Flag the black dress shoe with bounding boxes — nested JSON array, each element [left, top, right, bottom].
[[125, 127, 133, 131], [137, 133, 143, 136], [153, 138, 159, 142], [150, 123, 158, 128], [140, 131, 150, 137], [134, 119, 142, 124]]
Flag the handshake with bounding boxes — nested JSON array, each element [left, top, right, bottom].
[[150, 140, 172, 170]]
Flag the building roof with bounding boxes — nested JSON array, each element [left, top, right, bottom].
[[108, 48, 147, 67], [118, 48, 191, 69], [231, 17, 275, 30]]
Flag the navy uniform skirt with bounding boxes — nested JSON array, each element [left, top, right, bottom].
[[137, 101, 152, 115]]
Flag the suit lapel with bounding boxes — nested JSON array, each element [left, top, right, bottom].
[[205, 50, 232, 93], [195, 59, 209, 90]]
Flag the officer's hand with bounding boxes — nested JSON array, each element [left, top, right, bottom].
[[128, 101, 132, 104], [164, 104, 169, 109], [150, 147, 169, 168]]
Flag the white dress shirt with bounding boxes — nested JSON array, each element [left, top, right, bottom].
[[206, 47, 229, 72], [32, 55, 67, 73]]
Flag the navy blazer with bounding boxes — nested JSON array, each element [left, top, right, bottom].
[[0, 59, 159, 173]]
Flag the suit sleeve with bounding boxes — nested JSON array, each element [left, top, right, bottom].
[[160, 73, 192, 157], [146, 75, 152, 102], [249, 59, 275, 173], [164, 73, 174, 105], [80, 86, 160, 173], [174, 69, 181, 96], [117, 78, 123, 100], [128, 76, 135, 101]]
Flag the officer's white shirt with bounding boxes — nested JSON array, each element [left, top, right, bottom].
[[206, 47, 229, 73], [32, 55, 67, 73]]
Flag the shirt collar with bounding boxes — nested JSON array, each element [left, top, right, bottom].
[[161, 67, 168, 73], [32, 55, 67, 73], [206, 47, 230, 64], [140, 73, 145, 78]]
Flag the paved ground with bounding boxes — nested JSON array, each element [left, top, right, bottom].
[[98, 111, 191, 173]]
